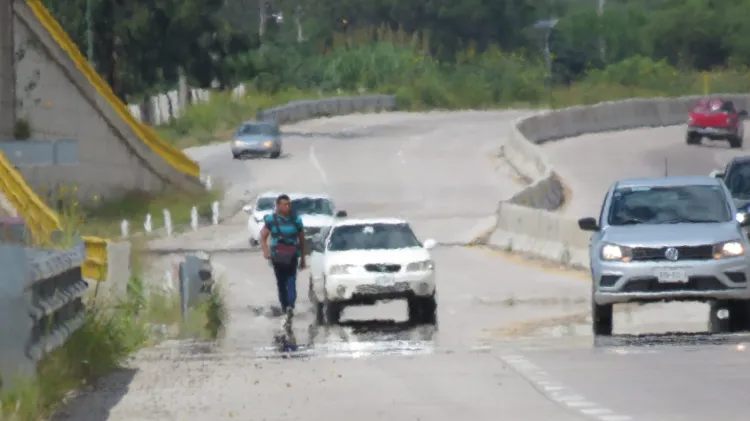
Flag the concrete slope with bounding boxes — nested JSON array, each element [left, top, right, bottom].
[[14, 0, 203, 204]]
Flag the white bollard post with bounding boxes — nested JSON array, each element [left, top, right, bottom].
[[190, 206, 199, 231], [163, 269, 173, 292], [163, 209, 172, 236], [121, 220, 129, 238], [204, 175, 212, 190], [144, 213, 152, 234], [211, 201, 219, 225]]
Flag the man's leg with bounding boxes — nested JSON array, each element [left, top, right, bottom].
[[272, 263, 289, 312], [284, 258, 299, 323], [285, 258, 299, 311]]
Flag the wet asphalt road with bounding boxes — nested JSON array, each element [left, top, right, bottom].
[[59, 114, 750, 420]]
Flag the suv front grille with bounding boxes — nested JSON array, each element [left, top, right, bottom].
[[364, 264, 401, 273], [631, 245, 713, 261]]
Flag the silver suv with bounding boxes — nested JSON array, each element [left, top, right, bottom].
[[578, 176, 750, 336]]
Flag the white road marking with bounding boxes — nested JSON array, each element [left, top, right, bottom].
[[598, 416, 632, 421], [500, 354, 635, 421], [397, 149, 406, 164], [308, 144, 328, 185], [582, 408, 614, 415]]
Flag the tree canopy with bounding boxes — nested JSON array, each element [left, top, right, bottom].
[[41, 0, 750, 101]]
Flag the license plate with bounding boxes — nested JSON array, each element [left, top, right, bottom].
[[375, 274, 395, 286], [654, 268, 688, 283]]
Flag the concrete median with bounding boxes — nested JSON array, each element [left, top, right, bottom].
[[494, 94, 750, 270]]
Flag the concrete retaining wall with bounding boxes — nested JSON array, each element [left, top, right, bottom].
[[494, 94, 750, 269], [15, 0, 204, 207]]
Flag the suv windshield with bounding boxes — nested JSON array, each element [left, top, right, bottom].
[[255, 197, 275, 211], [292, 198, 334, 216], [328, 223, 421, 251], [724, 163, 750, 199], [236, 123, 278, 136], [608, 184, 731, 226]]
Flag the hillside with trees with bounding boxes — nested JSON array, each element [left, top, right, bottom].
[[42, 0, 750, 108]]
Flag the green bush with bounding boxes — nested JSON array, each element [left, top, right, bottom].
[[160, 36, 750, 145]]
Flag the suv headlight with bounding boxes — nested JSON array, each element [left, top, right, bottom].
[[713, 241, 745, 259], [406, 260, 435, 271], [600, 243, 632, 262], [328, 264, 363, 275]]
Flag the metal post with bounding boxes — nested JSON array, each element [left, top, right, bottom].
[[0, 0, 15, 139], [597, 0, 606, 63], [544, 29, 552, 78], [85, 0, 94, 67]]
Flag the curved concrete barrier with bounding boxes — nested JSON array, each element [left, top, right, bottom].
[[494, 94, 750, 269]]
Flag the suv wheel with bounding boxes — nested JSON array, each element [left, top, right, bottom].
[[592, 301, 613, 336], [709, 299, 750, 333], [686, 133, 701, 145], [323, 299, 343, 325], [408, 294, 438, 325], [729, 135, 743, 149]]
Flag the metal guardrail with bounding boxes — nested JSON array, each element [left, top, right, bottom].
[[0, 238, 87, 390], [256, 95, 398, 124]]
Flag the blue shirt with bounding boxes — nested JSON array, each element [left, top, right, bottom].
[[264, 213, 304, 256]]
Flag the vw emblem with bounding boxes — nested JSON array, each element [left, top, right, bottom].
[[664, 247, 679, 261]]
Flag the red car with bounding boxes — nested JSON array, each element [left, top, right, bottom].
[[686, 98, 747, 148]]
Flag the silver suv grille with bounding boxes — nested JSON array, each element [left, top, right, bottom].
[[631, 245, 714, 261]]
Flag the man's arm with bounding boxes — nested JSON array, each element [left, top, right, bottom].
[[260, 216, 272, 258], [296, 216, 306, 257]]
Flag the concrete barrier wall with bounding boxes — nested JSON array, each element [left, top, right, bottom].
[[127, 85, 247, 126], [18, 0, 204, 201], [496, 94, 750, 269]]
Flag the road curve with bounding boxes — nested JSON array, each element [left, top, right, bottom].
[[544, 123, 750, 220], [57, 113, 750, 420]]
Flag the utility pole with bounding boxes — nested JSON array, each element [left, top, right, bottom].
[[86, 0, 94, 67], [0, 0, 15, 139], [597, 0, 606, 63]]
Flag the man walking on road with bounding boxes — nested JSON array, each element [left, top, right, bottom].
[[260, 194, 306, 329]]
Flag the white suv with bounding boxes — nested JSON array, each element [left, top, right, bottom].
[[308, 218, 438, 325]]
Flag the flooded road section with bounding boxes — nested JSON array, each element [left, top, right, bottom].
[[58, 113, 750, 420]]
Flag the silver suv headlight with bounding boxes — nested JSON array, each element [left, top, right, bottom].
[[406, 260, 435, 271], [600, 243, 632, 262], [713, 241, 745, 259]]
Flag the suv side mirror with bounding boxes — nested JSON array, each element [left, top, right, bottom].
[[709, 170, 724, 179], [336, 210, 347, 218], [578, 217, 599, 231]]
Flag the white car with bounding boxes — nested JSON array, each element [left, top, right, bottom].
[[307, 218, 438, 326], [243, 192, 347, 248], [243, 191, 281, 247]]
